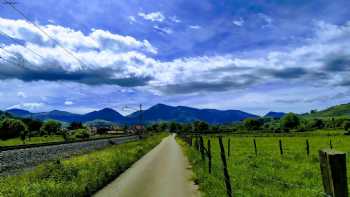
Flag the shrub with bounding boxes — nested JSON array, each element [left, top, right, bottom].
[[68, 122, 83, 130], [343, 121, 350, 132], [0, 133, 166, 196], [193, 121, 209, 132], [280, 113, 300, 132], [22, 118, 43, 133], [307, 119, 325, 130], [40, 120, 62, 135], [0, 118, 28, 140], [243, 118, 262, 131], [73, 129, 90, 139]]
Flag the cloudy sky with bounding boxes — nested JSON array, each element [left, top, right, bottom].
[[0, 0, 349, 115]]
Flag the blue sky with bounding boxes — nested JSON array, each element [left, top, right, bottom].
[[0, 0, 350, 115]]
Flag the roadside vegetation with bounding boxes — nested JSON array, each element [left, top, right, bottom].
[[180, 135, 350, 196], [166, 108, 350, 196], [148, 112, 350, 136], [0, 115, 130, 146], [0, 132, 167, 197]]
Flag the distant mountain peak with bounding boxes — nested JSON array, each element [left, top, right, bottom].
[[264, 111, 285, 118], [153, 103, 170, 108], [99, 108, 117, 112], [6, 108, 32, 117], [4, 104, 260, 124]]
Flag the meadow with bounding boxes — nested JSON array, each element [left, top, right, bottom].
[[0, 133, 167, 197], [0, 134, 125, 147], [0, 135, 64, 146], [180, 132, 350, 197]]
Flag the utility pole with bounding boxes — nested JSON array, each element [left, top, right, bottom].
[[139, 104, 142, 125], [123, 104, 144, 135], [139, 104, 144, 135]]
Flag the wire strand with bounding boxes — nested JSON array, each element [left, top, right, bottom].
[[3, 1, 90, 68]]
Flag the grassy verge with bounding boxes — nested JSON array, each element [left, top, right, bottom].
[[0, 133, 167, 197], [0, 134, 129, 147], [199, 129, 345, 138], [0, 135, 64, 146], [179, 135, 350, 197]]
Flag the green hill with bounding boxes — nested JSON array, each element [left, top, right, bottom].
[[308, 103, 350, 118]]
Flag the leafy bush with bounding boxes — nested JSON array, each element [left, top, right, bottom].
[[280, 113, 300, 132], [0, 118, 28, 140], [73, 128, 90, 139], [40, 120, 62, 135], [0, 133, 166, 196], [22, 118, 43, 133], [243, 118, 262, 131], [343, 121, 350, 132], [307, 119, 325, 130], [68, 122, 84, 130], [193, 121, 209, 132]]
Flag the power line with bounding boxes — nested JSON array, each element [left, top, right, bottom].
[[0, 30, 45, 59], [0, 44, 15, 56], [3, 1, 90, 68], [0, 55, 20, 66]]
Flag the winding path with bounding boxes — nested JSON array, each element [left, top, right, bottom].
[[94, 134, 200, 197]]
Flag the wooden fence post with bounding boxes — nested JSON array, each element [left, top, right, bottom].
[[227, 138, 231, 158], [218, 137, 233, 197], [306, 139, 310, 156], [208, 139, 211, 174], [219, 136, 232, 197], [200, 136, 205, 160], [253, 139, 257, 156], [196, 136, 200, 151], [279, 140, 283, 155], [319, 149, 348, 197]]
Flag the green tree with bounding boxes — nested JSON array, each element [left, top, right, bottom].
[[280, 113, 300, 132], [243, 118, 262, 131], [0, 118, 28, 140], [73, 128, 90, 139], [40, 120, 62, 135], [169, 122, 179, 133], [68, 122, 83, 130], [159, 122, 168, 132], [193, 121, 209, 132], [308, 119, 325, 130], [180, 123, 192, 133], [22, 118, 43, 131], [60, 129, 69, 142], [343, 121, 350, 132]]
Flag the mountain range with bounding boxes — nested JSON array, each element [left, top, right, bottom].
[[6, 102, 350, 124], [5, 103, 260, 124]]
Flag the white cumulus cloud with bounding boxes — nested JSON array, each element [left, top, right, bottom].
[[138, 12, 165, 22], [64, 100, 74, 105], [8, 102, 45, 110], [232, 18, 244, 27]]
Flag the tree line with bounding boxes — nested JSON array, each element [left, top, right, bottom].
[[146, 113, 350, 134], [0, 114, 90, 144]]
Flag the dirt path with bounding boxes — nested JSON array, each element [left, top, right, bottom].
[[94, 134, 200, 197]]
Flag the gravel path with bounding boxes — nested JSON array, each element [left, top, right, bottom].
[[94, 134, 200, 197]]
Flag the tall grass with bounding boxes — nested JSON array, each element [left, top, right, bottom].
[[0, 133, 167, 197], [180, 135, 350, 197]]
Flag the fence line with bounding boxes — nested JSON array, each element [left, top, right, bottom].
[[179, 134, 348, 197]]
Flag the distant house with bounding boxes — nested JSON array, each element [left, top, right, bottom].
[[128, 125, 145, 134], [107, 129, 125, 135]]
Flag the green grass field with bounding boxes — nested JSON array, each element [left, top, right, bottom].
[[181, 133, 350, 197], [0, 135, 64, 146], [0, 133, 167, 197], [0, 134, 127, 147]]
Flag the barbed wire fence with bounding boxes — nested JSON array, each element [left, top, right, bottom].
[[179, 134, 348, 197]]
